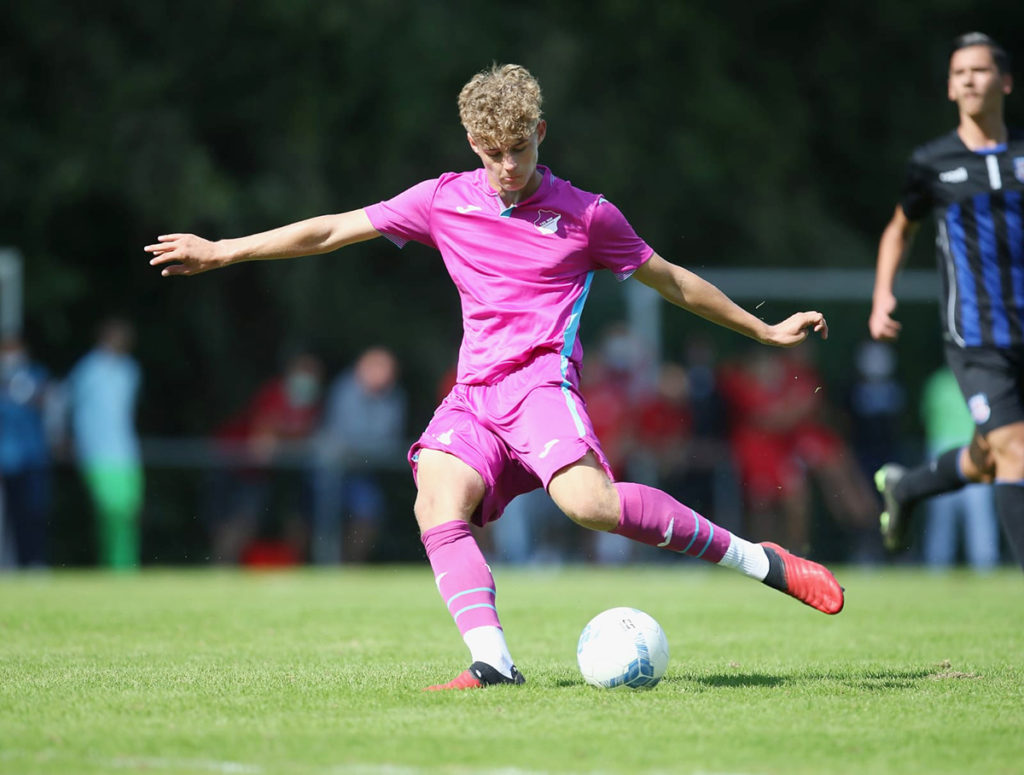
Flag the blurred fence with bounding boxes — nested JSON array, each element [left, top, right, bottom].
[[1, 439, 421, 569], [3, 436, 753, 568]]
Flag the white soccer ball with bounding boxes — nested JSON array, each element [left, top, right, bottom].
[[576, 606, 669, 689]]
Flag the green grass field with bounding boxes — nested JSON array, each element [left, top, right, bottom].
[[1, 565, 1021, 775]]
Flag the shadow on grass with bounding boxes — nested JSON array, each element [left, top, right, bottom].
[[552, 668, 938, 691], [690, 672, 787, 688], [688, 668, 936, 691]]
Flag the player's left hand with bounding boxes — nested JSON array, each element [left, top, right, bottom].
[[763, 311, 828, 347], [144, 233, 229, 276]]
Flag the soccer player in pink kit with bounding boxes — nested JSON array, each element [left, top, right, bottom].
[[147, 64, 844, 690]]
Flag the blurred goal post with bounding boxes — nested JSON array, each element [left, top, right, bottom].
[[0, 248, 23, 338]]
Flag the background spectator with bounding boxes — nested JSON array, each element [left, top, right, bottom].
[[843, 340, 906, 562], [580, 324, 655, 564], [718, 345, 876, 555], [846, 340, 907, 485], [205, 351, 324, 565], [311, 346, 407, 564], [0, 335, 53, 567], [66, 318, 143, 570]]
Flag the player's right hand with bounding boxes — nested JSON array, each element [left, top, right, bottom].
[[144, 234, 228, 277], [868, 293, 901, 341]]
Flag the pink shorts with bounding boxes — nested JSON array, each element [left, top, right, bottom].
[[408, 350, 614, 526]]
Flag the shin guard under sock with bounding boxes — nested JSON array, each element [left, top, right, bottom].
[[613, 482, 767, 578], [421, 520, 513, 675], [421, 520, 501, 633]]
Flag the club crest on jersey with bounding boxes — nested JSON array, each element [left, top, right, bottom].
[[1014, 157, 1024, 184], [967, 393, 991, 425], [534, 210, 561, 235]]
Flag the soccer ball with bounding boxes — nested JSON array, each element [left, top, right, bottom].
[[576, 607, 669, 689]]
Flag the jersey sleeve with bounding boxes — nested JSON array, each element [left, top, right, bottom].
[[587, 197, 654, 280], [364, 178, 440, 249], [898, 152, 934, 223]]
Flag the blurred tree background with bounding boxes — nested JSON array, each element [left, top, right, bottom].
[[3, 0, 1023, 561]]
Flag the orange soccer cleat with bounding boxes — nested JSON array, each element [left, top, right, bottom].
[[760, 542, 845, 615], [423, 662, 525, 691]]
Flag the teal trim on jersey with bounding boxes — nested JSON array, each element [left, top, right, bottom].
[[559, 271, 595, 437], [500, 205, 514, 217], [560, 271, 594, 359]]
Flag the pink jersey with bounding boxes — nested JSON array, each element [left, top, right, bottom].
[[364, 166, 653, 385]]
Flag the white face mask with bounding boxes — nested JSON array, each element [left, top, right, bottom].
[[286, 372, 320, 407]]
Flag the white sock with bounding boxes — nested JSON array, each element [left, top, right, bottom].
[[718, 536, 770, 580], [463, 626, 515, 677]]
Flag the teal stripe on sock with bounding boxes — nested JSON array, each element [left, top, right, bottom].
[[680, 509, 700, 554], [695, 523, 715, 559], [692, 522, 716, 561], [446, 587, 496, 607], [453, 603, 497, 621]]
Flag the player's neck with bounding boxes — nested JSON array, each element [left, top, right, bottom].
[[957, 111, 1008, 150], [498, 169, 543, 207]]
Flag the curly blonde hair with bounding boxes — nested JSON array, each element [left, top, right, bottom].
[[458, 64, 543, 148]]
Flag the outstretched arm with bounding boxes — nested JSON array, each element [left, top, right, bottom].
[[632, 253, 828, 347], [145, 209, 380, 277], [869, 204, 919, 341]]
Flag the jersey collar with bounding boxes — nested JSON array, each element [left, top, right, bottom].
[[475, 165, 552, 210]]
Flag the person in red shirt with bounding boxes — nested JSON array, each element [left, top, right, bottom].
[[719, 346, 874, 553], [207, 352, 324, 564]]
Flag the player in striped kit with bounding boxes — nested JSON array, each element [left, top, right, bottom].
[[870, 32, 1024, 569], [148, 63, 844, 690]]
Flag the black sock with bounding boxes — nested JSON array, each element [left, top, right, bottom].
[[893, 447, 966, 508], [994, 483, 1024, 570]]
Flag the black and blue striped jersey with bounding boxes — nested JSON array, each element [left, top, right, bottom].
[[900, 129, 1024, 348]]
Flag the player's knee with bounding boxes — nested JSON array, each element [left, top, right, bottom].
[[548, 454, 621, 531], [553, 488, 620, 532], [990, 432, 1024, 477], [412, 449, 486, 531], [413, 488, 480, 532], [561, 503, 619, 532]]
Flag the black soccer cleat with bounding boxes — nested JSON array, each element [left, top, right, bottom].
[[423, 661, 526, 691], [875, 463, 910, 552]]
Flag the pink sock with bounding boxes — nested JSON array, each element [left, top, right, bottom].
[[612, 482, 732, 563], [421, 520, 502, 636]]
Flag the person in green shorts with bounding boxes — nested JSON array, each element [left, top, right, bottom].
[[67, 318, 143, 569]]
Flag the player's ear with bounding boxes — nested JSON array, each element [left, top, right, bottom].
[[1002, 72, 1014, 96], [467, 132, 479, 152], [535, 120, 547, 146]]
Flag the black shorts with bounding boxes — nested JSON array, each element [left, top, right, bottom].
[[944, 342, 1024, 435]]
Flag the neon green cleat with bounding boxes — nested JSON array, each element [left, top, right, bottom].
[[875, 463, 910, 552]]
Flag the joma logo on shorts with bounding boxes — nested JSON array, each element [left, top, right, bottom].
[[538, 439, 560, 458]]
